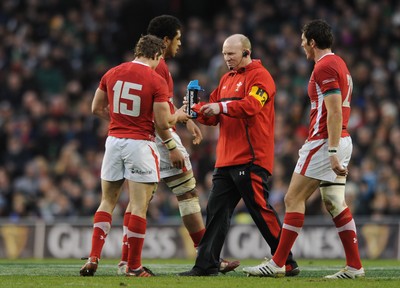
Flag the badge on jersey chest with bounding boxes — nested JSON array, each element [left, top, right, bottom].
[[235, 81, 243, 92]]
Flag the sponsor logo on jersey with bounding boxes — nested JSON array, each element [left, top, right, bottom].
[[322, 78, 335, 84]]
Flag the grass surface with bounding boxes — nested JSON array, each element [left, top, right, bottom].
[[0, 258, 399, 287]]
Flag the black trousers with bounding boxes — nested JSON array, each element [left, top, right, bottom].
[[195, 163, 296, 272]]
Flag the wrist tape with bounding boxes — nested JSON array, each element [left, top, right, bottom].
[[328, 146, 338, 157], [163, 138, 177, 151]]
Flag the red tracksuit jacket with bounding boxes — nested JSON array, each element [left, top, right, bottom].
[[196, 60, 276, 174]]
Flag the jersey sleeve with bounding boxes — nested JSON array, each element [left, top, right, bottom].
[[315, 62, 341, 97], [99, 68, 113, 91], [152, 73, 170, 103], [224, 71, 275, 118], [193, 101, 219, 126]]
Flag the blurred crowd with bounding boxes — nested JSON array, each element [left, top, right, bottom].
[[0, 0, 399, 223]]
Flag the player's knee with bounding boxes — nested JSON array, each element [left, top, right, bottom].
[[176, 189, 198, 201], [166, 172, 196, 197], [283, 192, 298, 210], [178, 196, 201, 216], [320, 178, 347, 218], [129, 206, 148, 218], [166, 172, 200, 216]]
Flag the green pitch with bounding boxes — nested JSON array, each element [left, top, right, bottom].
[[0, 258, 399, 288]]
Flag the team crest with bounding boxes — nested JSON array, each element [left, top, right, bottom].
[[235, 82, 243, 92]]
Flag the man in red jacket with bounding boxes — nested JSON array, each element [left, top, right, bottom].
[[179, 34, 299, 276]]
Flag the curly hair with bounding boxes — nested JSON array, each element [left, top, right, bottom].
[[134, 35, 166, 59], [147, 15, 182, 40]]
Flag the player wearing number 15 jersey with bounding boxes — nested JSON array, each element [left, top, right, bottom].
[[116, 15, 240, 275], [80, 35, 189, 277], [103, 58, 169, 141], [243, 19, 364, 279]]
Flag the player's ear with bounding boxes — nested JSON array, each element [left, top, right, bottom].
[[162, 36, 170, 45]]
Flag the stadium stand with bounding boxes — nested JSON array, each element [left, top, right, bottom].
[[0, 0, 399, 222]]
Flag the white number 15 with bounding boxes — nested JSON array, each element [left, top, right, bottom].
[[112, 80, 142, 116]]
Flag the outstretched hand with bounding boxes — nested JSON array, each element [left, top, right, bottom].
[[186, 120, 203, 145], [175, 105, 191, 123]]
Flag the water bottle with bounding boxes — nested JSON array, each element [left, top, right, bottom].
[[186, 80, 202, 118]]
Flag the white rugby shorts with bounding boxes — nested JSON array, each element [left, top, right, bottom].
[[156, 130, 192, 178], [101, 136, 160, 183], [294, 136, 352, 182]]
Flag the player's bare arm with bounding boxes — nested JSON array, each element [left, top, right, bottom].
[[186, 120, 203, 145], [173, 103, 203, 145], [155, 124, 185, 169], [154, 102, 189, 129], [91, 88, 110, 121], [324, 93, 347, 176]]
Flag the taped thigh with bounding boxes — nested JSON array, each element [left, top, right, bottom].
[[320, 177, 347, 218], [166, 171, 196, 196]]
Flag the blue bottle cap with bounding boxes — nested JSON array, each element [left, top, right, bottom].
[[187, 80, 201, 90]]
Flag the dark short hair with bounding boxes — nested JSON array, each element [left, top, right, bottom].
[[147, 15, 182, 40], [134, 35, 166, 59], [302, 19, 333, 49]]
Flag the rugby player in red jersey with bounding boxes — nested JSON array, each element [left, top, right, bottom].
[[243, 19, 365, 279], [80, 34, 189, 277], [117, 15, 239, 275]]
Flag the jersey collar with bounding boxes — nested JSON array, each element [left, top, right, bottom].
[[132, 60, 150, 67]]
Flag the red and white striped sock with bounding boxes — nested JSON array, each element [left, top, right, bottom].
[[333, 208, 362, 269], [127, 214, 147, 270], [90, 211, 112, 258], [272, 212, 304, 267], [120, 212, 131, 263]]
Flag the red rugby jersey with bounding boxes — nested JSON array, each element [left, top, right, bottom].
[[99, 61, 169, 141], [155, 58, 176, 131], [307, 53, 351, 140]]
